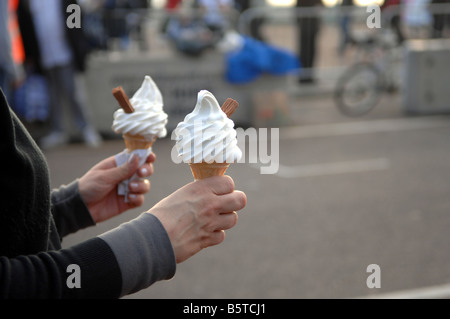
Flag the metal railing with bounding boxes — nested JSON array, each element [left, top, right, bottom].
[[80, 3, 450, 96], [235, 3, 450, 93]]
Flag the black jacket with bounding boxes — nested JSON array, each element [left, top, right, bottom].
[[0, 89, 122, 298], [0, 89, 177, 298]]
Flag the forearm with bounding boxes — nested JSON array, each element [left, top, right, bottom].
[[0, 238, 121, 299], [99, 213, 176, 297], [1, 213, 176, 299], [51, 180, 95, 238]]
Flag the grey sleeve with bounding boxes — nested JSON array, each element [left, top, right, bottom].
[[99, 213, 176, 297], [51, 180, 96, 238]]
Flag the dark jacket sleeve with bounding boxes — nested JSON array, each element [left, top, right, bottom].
[[0, 213, 177, 299], [0, 237, 122, 299], [51, 181, 96, 239]]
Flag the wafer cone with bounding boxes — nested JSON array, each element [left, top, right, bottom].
[[189, 162, 230, 180], [123, 133, 156, 151], [187, 97, 238, 180]]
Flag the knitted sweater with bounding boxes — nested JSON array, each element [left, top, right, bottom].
[[0, 90, 176, 298]]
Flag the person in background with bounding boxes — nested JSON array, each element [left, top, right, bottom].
[[198, 0, 233, 40], [17, 0, 102, 149], [381, 0, 404, 44], [103, 0, 150, 51], [430, 0, 449, 38], [166, 7, 215, 56], [338, 0, 354, 55], [234, 0, 266, 42], [167, 0, 183, 11], [296, 0, 322, 84], [0, 0, 25, 103]]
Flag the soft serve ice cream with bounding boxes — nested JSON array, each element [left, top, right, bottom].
[[112, 75, 168, 141], [112, 75, 168, 199], [174, 90, 242, 167]]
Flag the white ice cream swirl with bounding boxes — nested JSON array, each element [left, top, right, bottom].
[[174, 90, 242, 163], [112, 76, 168, 140]]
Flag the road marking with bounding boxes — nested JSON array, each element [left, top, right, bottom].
[[358, 283, 450, 299], [251, 158, 391, 178], [276, 158, 390, 178], [280, 116, 450, 140]]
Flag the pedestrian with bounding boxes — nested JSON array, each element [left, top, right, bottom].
[[165, 7, 215, 56], [17, 0, 102, 149], [338, 0, 354, 55], [198, 0, 233, 39], [403, 0, 432, 38], [430, 0, 449, 38], [296, 0, 322, 84], [381, 0, 404, 44], [0, 0, 25, 103], [0, 88, 247, 298], [234, 0, 266, 42]]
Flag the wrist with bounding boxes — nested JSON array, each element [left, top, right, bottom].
[[99, 213, 176, 296]]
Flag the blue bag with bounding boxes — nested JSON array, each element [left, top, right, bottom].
[[13, 73, 50, 122], [224, 36, 301, 84]]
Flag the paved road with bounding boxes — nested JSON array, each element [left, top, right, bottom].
[[43, 92, 450, 299]]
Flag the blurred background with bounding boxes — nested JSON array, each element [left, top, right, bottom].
[[2, 0, 450, 298]]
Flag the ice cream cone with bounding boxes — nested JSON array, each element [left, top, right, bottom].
[[189, 162, 231, 180], [123, 133, 156, 151]]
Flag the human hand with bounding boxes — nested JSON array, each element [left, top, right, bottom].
[[78, 153, 156, 223], [149, 176, 247, 263]]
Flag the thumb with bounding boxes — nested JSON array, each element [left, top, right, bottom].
[[110, 153, 140, 183]]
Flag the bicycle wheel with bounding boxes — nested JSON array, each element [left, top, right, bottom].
[[334, 63, 384, 116]]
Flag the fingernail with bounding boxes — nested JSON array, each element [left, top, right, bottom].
[[130, 182, 138, 190], [140, 167, 148, 176], [128, 194, 137, 200]]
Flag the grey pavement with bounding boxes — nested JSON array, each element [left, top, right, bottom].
[[41, 90, 450, 299]]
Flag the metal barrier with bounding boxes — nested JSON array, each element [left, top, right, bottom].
[[81, 3, 450, 133], [236, 3, 450, 92], [235, 5, 384, 92], [381, 2, 450, 38], [82, 6, 241, 53]]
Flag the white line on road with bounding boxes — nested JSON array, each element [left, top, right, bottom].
[[251, 158, 391, 178], [279, 116, 450, 140], [358, 283, 450, 299], [276, 158, 391, 178]]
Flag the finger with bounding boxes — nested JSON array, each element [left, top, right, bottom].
[[117, 193, 145, 212], [216, 211, 238, 231], [137, 163, 154, 178], [146, 152, 156, 163], [201, 230, 225, 249], [104, 154, 140, 184], [121, 153, 140, 179], [215, 191, 247, 214], [93, 155, 117, 170], [202, 175, 235, 195], [129, 179, 151, 194], [126, 193, 145, 208]]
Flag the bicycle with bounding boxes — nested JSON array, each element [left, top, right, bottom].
[[334, 28, 403, 116]]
